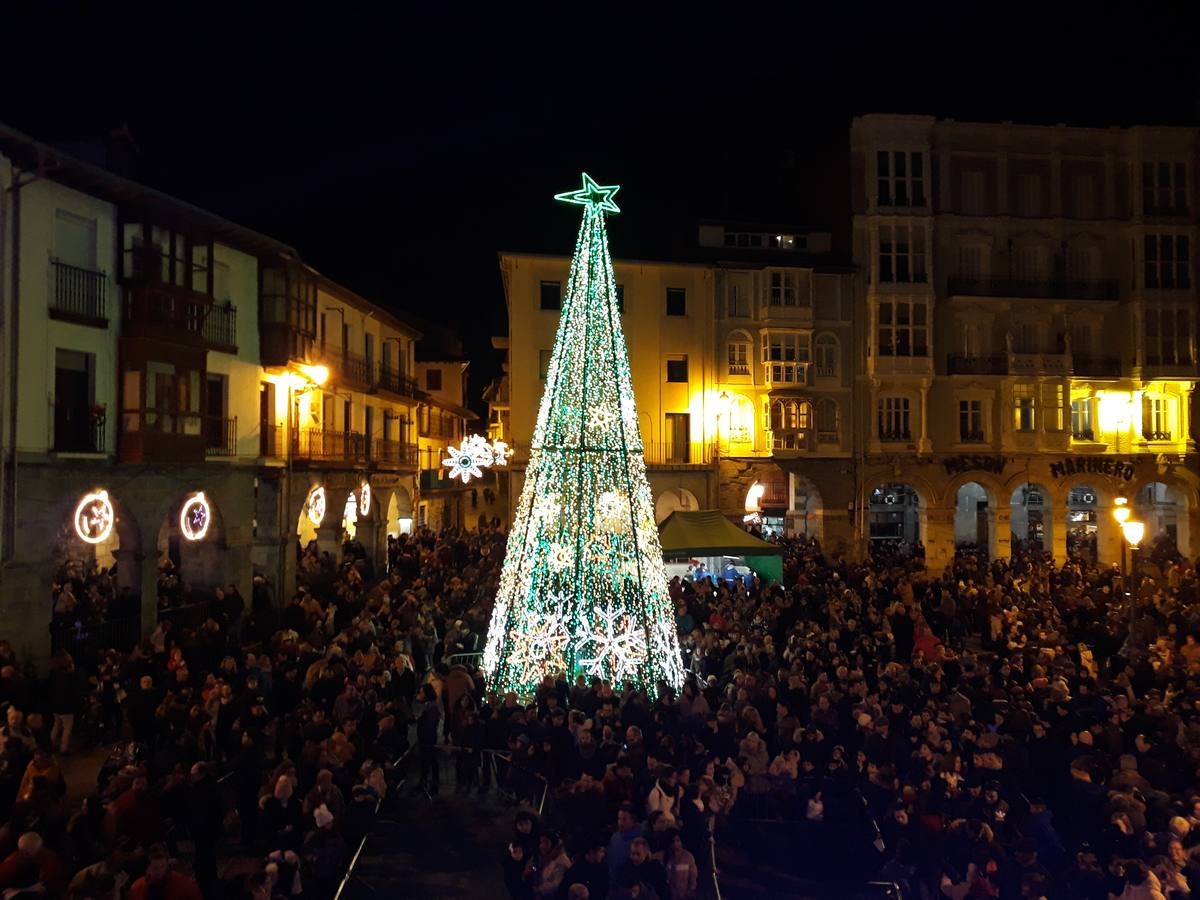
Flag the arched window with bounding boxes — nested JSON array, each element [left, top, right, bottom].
[[814, 333, 839, 377], [816, 397, 840, 438], [727, 331, 752, 376]]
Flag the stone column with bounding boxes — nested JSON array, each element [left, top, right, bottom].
[[355, 517, 380, 579], [138, 548, 163, 637], [1095, 502, 1123, 568], [918, 381, 932, 455], [923, 506, 956, 574], [991, 506, 1012, 561], [316, 523, 343, 555]]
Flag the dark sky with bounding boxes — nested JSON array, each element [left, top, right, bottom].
[[4, 3, 1199, 403]]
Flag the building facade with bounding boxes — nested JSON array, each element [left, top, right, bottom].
[[415, 336, 479, 531], [0, 124, 428, 659], [851, 114, 1199, 571], [497, 225, 860, 556]]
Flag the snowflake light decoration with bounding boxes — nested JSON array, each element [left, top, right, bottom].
[[596, 489, 631, 533], [587, 403, 617, 432], [532, 493, 560, 526], [509, 610, 569, 683], [576, 605, 648, 685], [443, 433, 509, 484]]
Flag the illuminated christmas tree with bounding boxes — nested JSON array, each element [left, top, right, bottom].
[[482, 174, 684, 697]]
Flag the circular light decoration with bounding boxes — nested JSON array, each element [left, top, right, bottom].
[[179, 492, 211, 542], [74, 490, 115, 545], [306, 486, 327, 527], [359, 482, 371, 517]]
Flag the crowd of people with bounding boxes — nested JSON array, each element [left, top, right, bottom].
[[20, 519, 1200, 900]]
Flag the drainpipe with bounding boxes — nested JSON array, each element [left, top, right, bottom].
[[0, 161, 7, 563], [2, 167, 23, 563]]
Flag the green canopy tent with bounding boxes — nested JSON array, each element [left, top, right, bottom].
[[657, 510, 784, 585]]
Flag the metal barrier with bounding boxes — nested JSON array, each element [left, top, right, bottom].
[[444, 652, 482, 669], [332, 795, 383, 900]]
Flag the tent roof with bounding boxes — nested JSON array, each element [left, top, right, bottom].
[[658, 510, 782, 557]]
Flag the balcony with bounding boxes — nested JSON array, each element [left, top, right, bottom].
[[337, 351, 375, 390], [374, 440, 419, 468], [122, 284, 238, 352], [377, 367, 419, 398], [947, 354, 1006, 375], [1072, 429, 1096, 441], [762, 362, 810, 388], [1073, 356, 1121, 378], [770, 429, 813, 453], [869, 353, 933, 378], [50, 260, 108, 326], [118, 410, 205, 464], [947, 276, 1120, 302], [1141, 360, 1198, 380], [642, 441, 715, 467], [879, 430, 913, 443], [1142, 430, 1173, 442], [203, 416, 237, 457], [260, 422, 283, 458], [51, 402, 105, 454], [292, 428, 368, 464], [958, 431, 987, 444], [727, 364, 751, 376], [1008, 352, 1070, 376]]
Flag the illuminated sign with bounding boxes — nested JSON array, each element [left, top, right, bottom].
[[359, 482, 371, 517], [306, 486, 327, 526]]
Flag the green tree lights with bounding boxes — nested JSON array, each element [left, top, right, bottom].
[[482, 174, 684, 697]]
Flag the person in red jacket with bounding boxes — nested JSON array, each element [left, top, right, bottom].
[[127, 845, 202, 900], [0, 831, 67, 898]]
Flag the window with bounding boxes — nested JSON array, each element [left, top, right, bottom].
[[343, 399, 352, 434], [53, 348, 98, 452], [1012, 321, 1041, 354], [876, 299, 928, 357], [768, 271, 799, 306], [538, 350, 552, 381], [1068, 322, 1094, 357], [877, 396, 911, 441], [727, 281, 749, 317], [1071, 398, 1094, 439], [615, 283, 625, 314], [54, 210, 98, 270], [1071, 174, 1096, 219], [878, 225, 927, 283], [1016, 173, 1042, 216], [539, 280, 561, 310], [1143, 161, 1188, 215], [761, 332, 810, 383], [665, 412, 691, 462], [665, 356, 689, 383], [1142, 395, 1170, 439], [815, 397, 840, 439], [1065, 246, 1097, 281], [666, 288, 687, 316], [814, 334, 839, 377], [876, 150, 925, 207], [770, 400, 812, 449], [956, 245, 984, 280], [1047, 384, 1065, 431], [1013, 245, 1046, 281], [960, 171, 985, 215], [959, 321, 983, 358], [1013, 384, 1036, 432], [1145, 305, 1195, 365], [958, 400, 984, 442], [425, 368, 442, 391], [1145, 234, 1191, 289], [727, 337, 750, 375]]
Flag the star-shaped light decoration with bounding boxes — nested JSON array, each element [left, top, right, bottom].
[[587, 402, 618, 433], [491, 439, 510, 466], [509, 610, 569, 683], [576, 606, 647, 685], [443, 440, 488, 483], [554, 172, 621, 214]]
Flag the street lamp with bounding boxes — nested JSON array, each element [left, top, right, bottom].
[[716, 391, 730, 453], [1121, 517, 1145, 649], [1113, 496, 1130, 581]]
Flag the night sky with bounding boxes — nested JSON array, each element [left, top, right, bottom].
[[4, 4, 1198, 404]]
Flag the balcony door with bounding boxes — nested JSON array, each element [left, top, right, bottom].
[[54, 349, 94, 452], [665, 412, 690, 463]]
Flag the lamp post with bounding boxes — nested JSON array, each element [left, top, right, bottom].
[[716, 391, 730, 455], [279, 365, 329, 600], [1113, 496, 1130, 582], [1121, 517, 1145, 649]]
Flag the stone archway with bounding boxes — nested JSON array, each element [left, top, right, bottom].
[[1010, 483, 1053, 557], [53, 488, 143, 624], [1134, 481, 1189, 561], [156, 490, 228, 604], [656, 488, 700, 524], [867, 482, 924, 559], [953, 481, 992, 556]]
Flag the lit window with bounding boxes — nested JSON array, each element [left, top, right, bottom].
[[727, 337, 750, 375], [1142, 395, 1171, 440], [1071, 398, 1094, 439], [1013, 384, 1036, 432]]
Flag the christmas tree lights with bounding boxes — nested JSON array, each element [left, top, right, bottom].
[[482, 173, 684, 696]]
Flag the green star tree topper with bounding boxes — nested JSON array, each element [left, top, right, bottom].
[[483, 174, 684, 696]]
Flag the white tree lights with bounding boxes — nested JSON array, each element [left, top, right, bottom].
[[481, 174, 684, 696], [442, 434, 509, 484]]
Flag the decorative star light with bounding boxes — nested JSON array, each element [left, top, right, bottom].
[[179, 492, 211, 542], [554, 172, 621, 214], [491, 440, 510, 466], [576, 606, 647, 684], [509, 610, 569, 682], [531, 493, 560, 525], [596, 489, 631, 534], [74, 490, 115, 545]]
